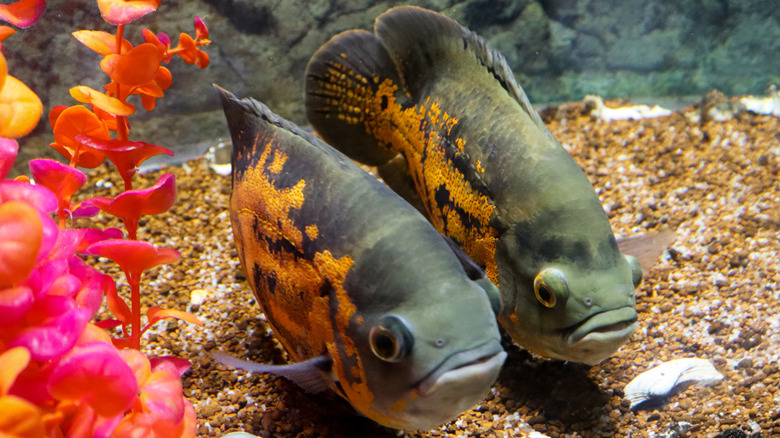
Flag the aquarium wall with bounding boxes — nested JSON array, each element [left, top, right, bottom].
[[6, 0, 779, 172]]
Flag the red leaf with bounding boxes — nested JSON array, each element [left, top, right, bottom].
[[85, 239, 179, 278], [94, 318, 122, 329], [76, 135, 173, 188], [0, 137, 18, 179], [28, 159, 87, 214], [104, 274, 131, 324], [194, 16, 209, 41], [0, 0, 46, 28]]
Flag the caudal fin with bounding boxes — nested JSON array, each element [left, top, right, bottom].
[[305, 30, 408, 166]]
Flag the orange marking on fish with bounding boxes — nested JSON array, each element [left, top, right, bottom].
[[305, 224, 319, 240]]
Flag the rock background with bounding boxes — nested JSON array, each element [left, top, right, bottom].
[[5, 0, 780, 172]]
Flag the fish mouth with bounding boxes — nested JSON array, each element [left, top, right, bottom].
[[565, 306, 639, 346], [417, 340, 506, 397]]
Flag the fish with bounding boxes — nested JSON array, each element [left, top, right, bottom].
[[304, 6, 649, 365], [215, 85, 507, 430]]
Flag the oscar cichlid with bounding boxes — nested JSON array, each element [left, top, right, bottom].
[[304, 6, 649, 365], [215, 86, 506, 430]]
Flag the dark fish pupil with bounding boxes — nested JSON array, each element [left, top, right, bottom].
[[375, 333, 397, 358]]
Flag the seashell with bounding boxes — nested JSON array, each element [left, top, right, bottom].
[[624, 358, 724, 410]]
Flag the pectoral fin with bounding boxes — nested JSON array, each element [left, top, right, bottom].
[[211, 351, 335, 394], [617, 230, 676, 272]]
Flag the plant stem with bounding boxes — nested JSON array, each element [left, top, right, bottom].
[[115, 24, 124, 54], [128, 272, 141, 350]]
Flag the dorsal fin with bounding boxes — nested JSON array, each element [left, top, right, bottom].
[[216, 84, 354, 175], [374, 6, 551, 136]]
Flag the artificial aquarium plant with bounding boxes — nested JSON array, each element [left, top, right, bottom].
[[0, 0, 211, 436]]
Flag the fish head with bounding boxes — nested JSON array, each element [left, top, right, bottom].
[[496, 224, 643, 365], [338, 277, 506, 430]]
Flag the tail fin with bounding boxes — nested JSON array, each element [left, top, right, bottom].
[[305, 30, 407, 166]]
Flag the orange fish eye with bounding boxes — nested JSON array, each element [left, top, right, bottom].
[[533, 268, 569, 308], [369, 315, 413, 362]]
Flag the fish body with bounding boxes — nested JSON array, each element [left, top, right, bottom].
[[217, 86, 506, 430], [304, 6, 643, 365]]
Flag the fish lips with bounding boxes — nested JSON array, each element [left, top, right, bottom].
[[565, 306, 639, 361], [417, 340, 506, 398]]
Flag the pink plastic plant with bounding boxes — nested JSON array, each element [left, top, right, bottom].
[[0, 0, 211, 436]]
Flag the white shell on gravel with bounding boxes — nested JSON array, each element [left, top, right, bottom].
[[222, 433, 260, 438], [624, 358, 724, 410]]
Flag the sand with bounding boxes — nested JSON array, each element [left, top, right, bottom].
[[81, 99, 779, 438]]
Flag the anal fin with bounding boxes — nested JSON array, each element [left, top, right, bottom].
[[212, 351, 335, 394]]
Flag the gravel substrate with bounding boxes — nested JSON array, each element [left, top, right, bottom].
[[81, 99, 779, 438]]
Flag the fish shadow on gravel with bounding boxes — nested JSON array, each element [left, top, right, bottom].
[[496, 343, 611, 426]]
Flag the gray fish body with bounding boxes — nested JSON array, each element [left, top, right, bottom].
[[305, 6, 643, 364], [218, 86, 506, 429]]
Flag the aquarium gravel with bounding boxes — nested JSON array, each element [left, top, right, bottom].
[[82, 99, 779, 438]]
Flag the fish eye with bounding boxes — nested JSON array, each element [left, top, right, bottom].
[[369, 315, 414, 363], [533, 268, 569, 308], [625, 255, 643, 287]]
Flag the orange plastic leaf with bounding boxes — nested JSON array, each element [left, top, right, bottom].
[[0, 26, 15, 45], [101, 43, 162, 87], [141, 28, 167, 56], [97, 0, 160, 26], [0, 0, 46, 28], [0, 75, 43, 139], [147, 306, 203, 327], [195, 50, 209, 69], [175, 33, 197, 64], [135, 82, 163, 98], [0, 201, 42, 288], [0, 347, 30, 396], [72, 30, 132, 55], [0, 396, 45, 438], [0, 51, 6, 91], [140, 92, 156, 112], [156, 66, 172, 90], [70, 85, 135, 116], [47, 105, 67, 130], [51, 105, 109, 168]]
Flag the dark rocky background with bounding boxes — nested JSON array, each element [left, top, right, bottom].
[[5, 0, 779, 172]]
